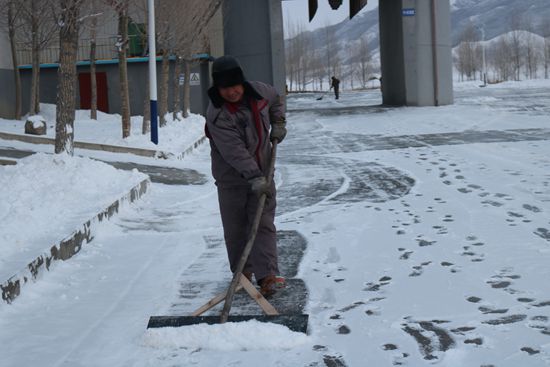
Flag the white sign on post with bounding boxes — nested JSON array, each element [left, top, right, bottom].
[[179, 74, 184, 86], [190, 73, 200, 86]]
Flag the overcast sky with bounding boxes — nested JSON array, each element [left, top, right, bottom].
[[282, 0, 379, 37]]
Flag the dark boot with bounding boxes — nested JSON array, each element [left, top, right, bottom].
[[258, 275, 286, 297]]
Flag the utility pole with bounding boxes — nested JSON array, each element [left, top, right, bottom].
[[148, 0, 158, 144]]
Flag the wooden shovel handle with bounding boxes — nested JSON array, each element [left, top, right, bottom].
[[220, 141, 278, 323]]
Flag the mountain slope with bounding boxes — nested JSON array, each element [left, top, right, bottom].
[[287, 0, 550, 64]]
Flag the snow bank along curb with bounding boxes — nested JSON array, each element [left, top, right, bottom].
[[0, 131, 207, 159], [0, 177, 151, 304]]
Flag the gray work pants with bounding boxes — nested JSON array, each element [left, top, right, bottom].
[[217, 183, 278, 282]]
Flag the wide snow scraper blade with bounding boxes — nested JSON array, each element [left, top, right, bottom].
[[147, 314, 309, 334], [146, 272, 309, 333], [147, 142, 309, 333]]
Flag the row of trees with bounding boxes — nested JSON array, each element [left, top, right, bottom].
[[0, 0, 221, 155], [455, 20, 550, 83], [288, 17, 550, 90], [285, 19, 378, 92]]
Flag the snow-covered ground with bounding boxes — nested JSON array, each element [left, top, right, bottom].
[[0, 153, 147, 282], [0, 104, 205, 153], [1, 80, 550, 366]]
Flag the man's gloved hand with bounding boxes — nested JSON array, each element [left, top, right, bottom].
[[248, 176, 271, 197], [270, 119, 287, 143]]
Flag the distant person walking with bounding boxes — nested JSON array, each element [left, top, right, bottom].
[[330, 76, 340, 100]]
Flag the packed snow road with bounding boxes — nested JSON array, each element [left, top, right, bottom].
[[2, 82, 550, 366]]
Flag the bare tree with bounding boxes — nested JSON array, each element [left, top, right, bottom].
[[455, 22, 480, 81], [324, 21, 340, 83], [286, 21, 311, 91], [285, 18, 313, 91], [524, 31, 539, 79], [310, 52, 325, 90], [173, 0, 222, 117], [19, 0, 57, 115], [155, 0, 174, 126], [284, 14, 297, 91], [54, 0, 83, 155], [522, 17, 540, 80], [300, 25, 310, 90], [81, 0, 105, 120], [170, 56, 182, 121], [106, 0, 131, 138], [509, 30, 523, 81], [183, 59, 194, 117], [133, 0, 221, 130], [0, 0, 24, 119], [142, 75, 150, 134], [509, 15, 525, 81], [132, 0, 150, 133], [355, 34, 372, 88], [544, 18, 550, 79], [488, 35, 514, 82], [89, 7, 98, 119]]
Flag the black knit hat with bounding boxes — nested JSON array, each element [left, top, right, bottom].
[[212, 55, 246, 88]]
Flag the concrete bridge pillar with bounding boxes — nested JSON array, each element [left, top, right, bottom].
[[209, 0, 286, 96], [209, 0, 453, 107], [379, 0, 453, 106], [0, 32, 15, 118]]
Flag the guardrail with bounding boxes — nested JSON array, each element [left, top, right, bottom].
[[16, 35, 146, 65]]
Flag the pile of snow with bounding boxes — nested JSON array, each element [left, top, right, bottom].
[[0, 104, 205, 154], [26, 115, 46, 129], [122, 113, 205, 153], [0, 153, 148, 280], [142, 320, 310, 351]]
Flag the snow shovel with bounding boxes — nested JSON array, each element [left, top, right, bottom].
[[316, 88, 332, 100], [147, 140, 309, 333]]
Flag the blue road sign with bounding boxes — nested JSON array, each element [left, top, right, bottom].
[[402, 8, 415, 16]]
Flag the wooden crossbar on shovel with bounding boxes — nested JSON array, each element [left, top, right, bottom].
[[147, 141, 309, 333]]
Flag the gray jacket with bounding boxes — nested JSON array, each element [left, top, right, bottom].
[[205, 81, 285, 186]]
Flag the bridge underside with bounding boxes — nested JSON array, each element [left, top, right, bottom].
[[210, 0, 453, 107]]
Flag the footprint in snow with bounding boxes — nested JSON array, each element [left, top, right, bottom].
[[401, 319, 455, 361], [450, 326, 477, 335], [528, 315, 550, 336], [398, 248, 413, 260], [461, 245, 485, 263], [534, 228, 550, 241], [409, 262, 432, 277], [417, 238, 436, 247], [486, 271, 522, 294], [482, 314, 527, 325], [380, 343, 410, 366], [363, 276, 392, 292], [523, 204, 542, 213], [322, 353, 347, 367], [439, 261, 460, 273]]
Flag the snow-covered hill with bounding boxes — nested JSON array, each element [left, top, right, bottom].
[[286, 0, 550, 68]]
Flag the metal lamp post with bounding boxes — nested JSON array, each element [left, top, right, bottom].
[[148, 0, 158, 144]]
